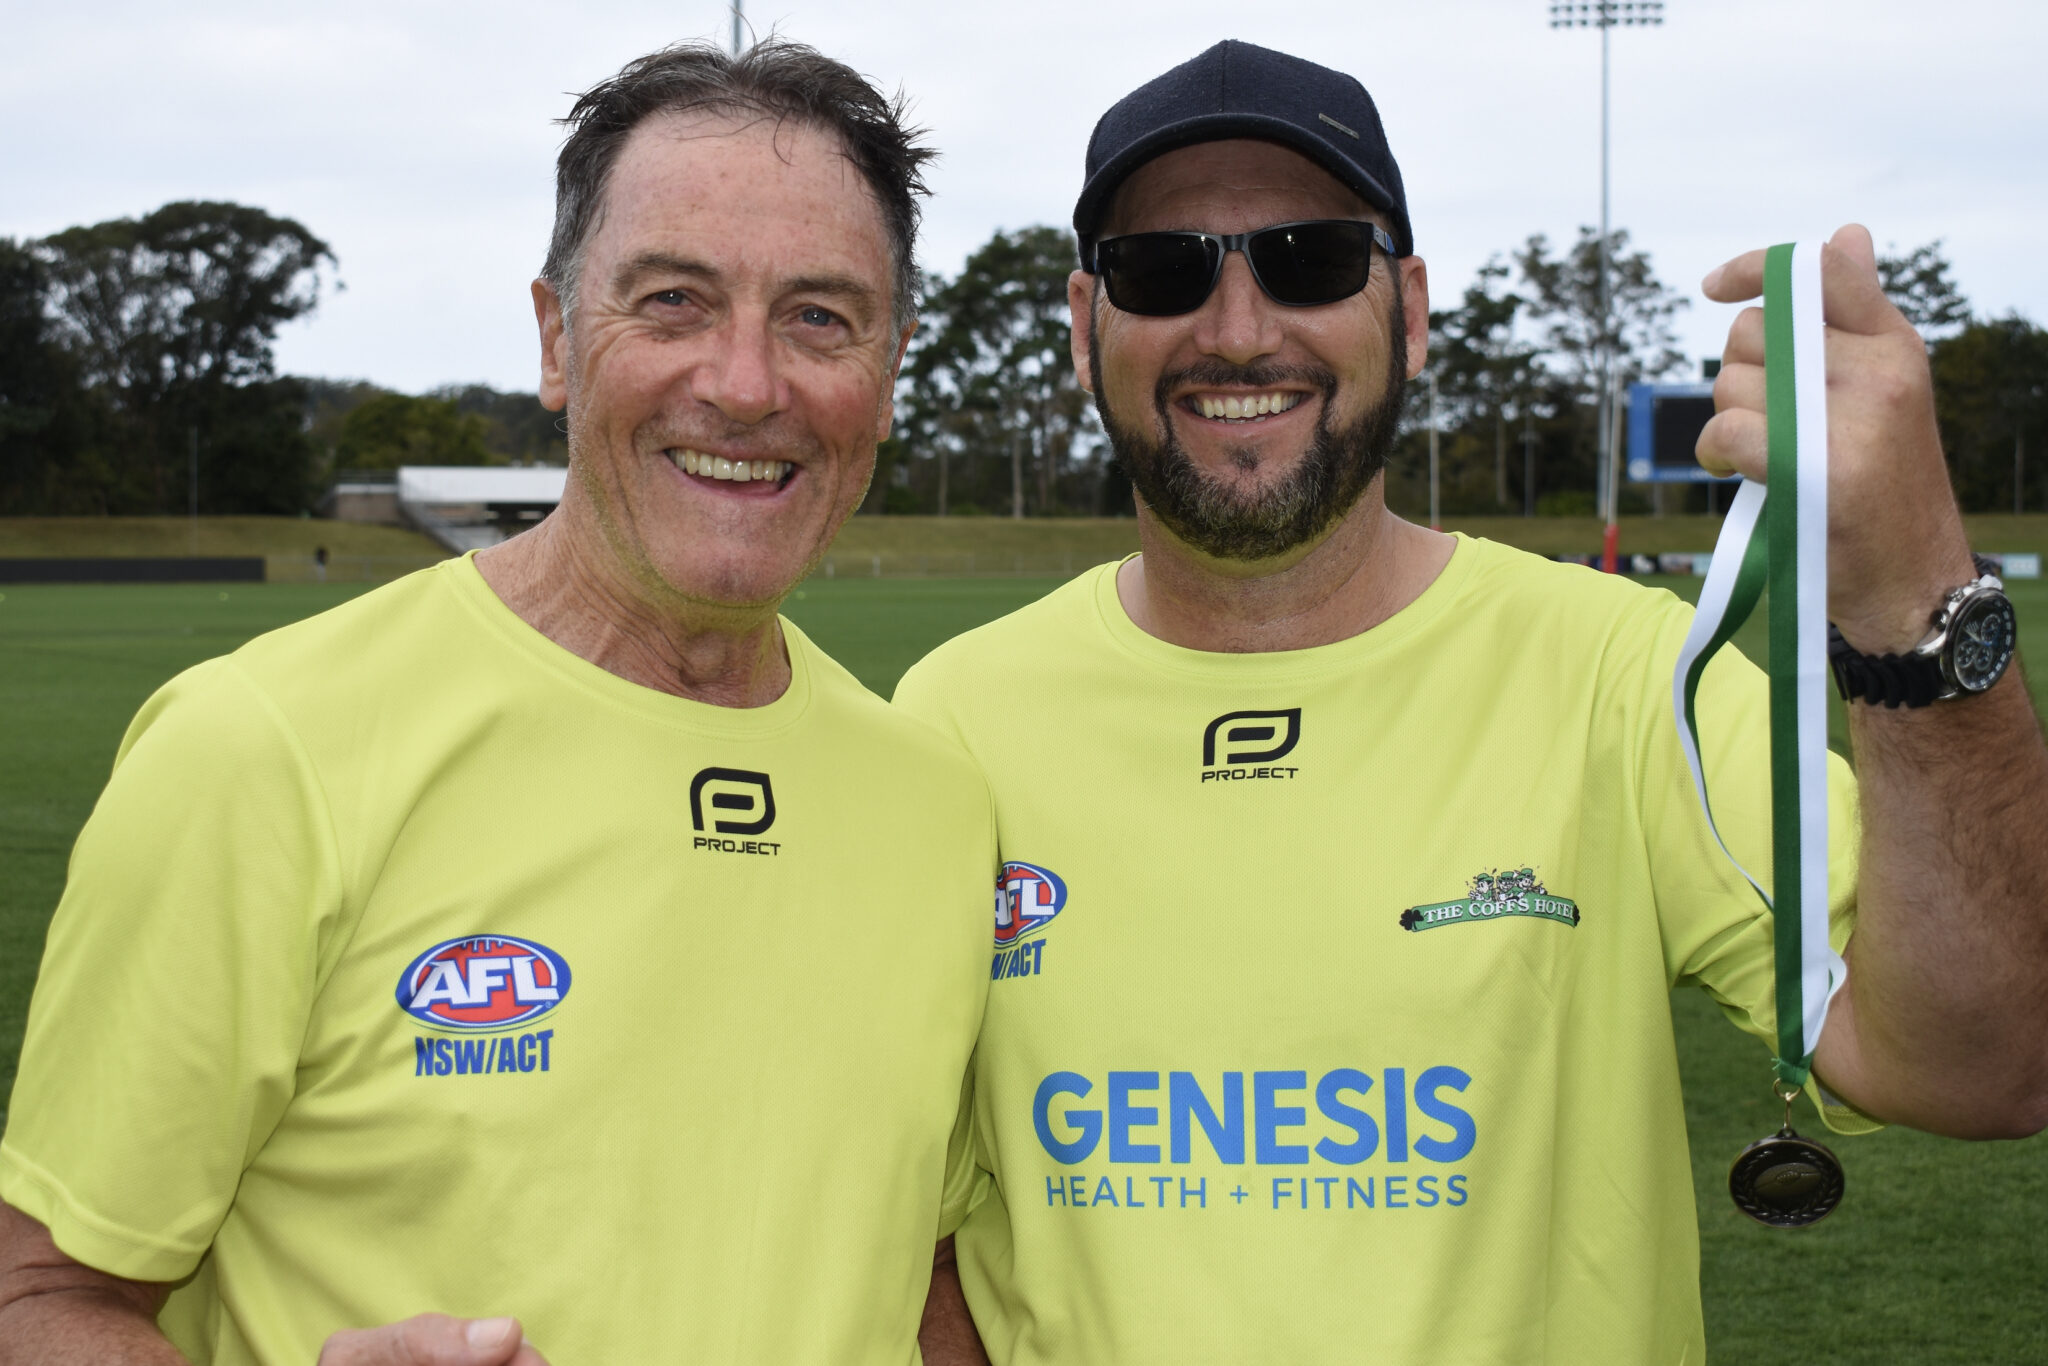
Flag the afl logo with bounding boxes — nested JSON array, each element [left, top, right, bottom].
[[995, 862, 1066, 947], [396, 935, 572, 1031]]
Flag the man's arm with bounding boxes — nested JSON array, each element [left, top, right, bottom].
[[0, 1202, 546, 1366], [1700, 223, 2048, 1137], [0, 1202, 178, 1365], [918, 1237, 989, 1366]]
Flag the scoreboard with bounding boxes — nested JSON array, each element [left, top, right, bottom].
[[1626, 382, 1739, 484]]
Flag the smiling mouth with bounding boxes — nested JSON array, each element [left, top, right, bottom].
[[1184, 391, 1308, 423], [666, 448, 795, 486]]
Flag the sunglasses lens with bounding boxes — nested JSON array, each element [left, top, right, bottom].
[[1097, 234, 1219, 316], [1247, 221, 1372, 306]]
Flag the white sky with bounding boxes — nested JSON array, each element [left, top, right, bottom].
[[5, 0, 2043, 394]]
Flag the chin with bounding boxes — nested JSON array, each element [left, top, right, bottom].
[[648, 549, 805, 614]]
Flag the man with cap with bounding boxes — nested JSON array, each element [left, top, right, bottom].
[[901, 40, 2048, 1364]]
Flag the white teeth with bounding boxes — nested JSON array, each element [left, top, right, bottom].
[[670, 449, 792, 484], [1196, 392, 1303, 421]]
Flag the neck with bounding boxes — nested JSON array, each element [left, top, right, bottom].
[[1117, 478, 1455, 653], [475, 496, 791, 709]]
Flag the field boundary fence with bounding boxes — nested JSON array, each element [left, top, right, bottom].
[[809, 550, 1117, 581], [267, 554, 449, 584]]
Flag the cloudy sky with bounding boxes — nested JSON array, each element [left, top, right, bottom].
[[7, 0, 2043, 395]]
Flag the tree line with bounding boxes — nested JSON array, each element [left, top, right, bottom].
[[3, 201, 2042, 519], [0, 201, 562, 516]]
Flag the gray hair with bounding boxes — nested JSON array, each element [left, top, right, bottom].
[[542, 38, 935, 331]]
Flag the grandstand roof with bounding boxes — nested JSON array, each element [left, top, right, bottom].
[[397, 466, 567, 506]]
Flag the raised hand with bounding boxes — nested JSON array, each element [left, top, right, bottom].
[[1696, 222, 1977, 653]]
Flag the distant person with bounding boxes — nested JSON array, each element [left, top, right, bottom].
[[313, 544, 328, 583], [898, 41, 2048, 1364], [0, 40, 990, 1366]]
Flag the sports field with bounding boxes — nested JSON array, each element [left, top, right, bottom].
[[3, 568, 2045, 1360]]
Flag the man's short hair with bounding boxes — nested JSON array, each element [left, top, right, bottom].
[[542, 38, 935, 330]]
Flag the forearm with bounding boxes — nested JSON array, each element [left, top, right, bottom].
[[1825, 664, 2048, 1135], [918, 1237, 989, 1366], [0, 1203, 183, 1366], [0, 1286, 189, 1366]]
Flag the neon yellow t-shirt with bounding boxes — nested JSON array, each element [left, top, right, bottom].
[[2, 554, 992, 1365], [893, 536, 1864, 1366]]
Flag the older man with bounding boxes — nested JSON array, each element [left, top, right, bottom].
[[900, 40, 2048, 1365], [0, 41, 989, 1365]]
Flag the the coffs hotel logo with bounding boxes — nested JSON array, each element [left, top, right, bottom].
[[992, 861, 1065, 982], [397, 935, 571, 1080], [690, 766, 781, 856], [1201, 708, 1302, 784]]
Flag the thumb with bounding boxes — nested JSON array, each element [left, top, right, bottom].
[[320, 1314, 526, 1366], [1819, 222, 1904, 337]]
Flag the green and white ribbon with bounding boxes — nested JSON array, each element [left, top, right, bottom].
[[1672, 241, 1846, 1090]]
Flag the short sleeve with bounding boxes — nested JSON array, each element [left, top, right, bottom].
[[0, 659, 347, 1281], [1635, 609, 1877, 1136]]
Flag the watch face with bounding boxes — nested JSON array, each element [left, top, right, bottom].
[[1949, 592, 2018, 693]]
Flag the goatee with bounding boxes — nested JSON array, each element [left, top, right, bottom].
[[1091, 305, 1407, 563]]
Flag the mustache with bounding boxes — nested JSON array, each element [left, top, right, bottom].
[[1154, 361, 1338, 410]]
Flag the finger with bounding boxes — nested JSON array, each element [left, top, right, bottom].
[[1696, 408, 1765, 481], [320, 1314, 526, 1366], [1817, 223, 1907, 337], [511, 1344, 554, 1366], [1701, 247, 1769, 303], [1719, 306, 1765, 370], [1713, 361, 1765, 421]]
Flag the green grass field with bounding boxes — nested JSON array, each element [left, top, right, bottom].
[[2, 568, 2045, 1360]]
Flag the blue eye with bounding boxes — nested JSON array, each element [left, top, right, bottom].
[[799, 305, 840, 328], [651, 289, 688, 307]]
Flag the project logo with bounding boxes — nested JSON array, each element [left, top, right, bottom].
[[690, 768, 776, 835], [995, 861, 1067, 946], [1200, 708, 1302, 782], [396, 935, 572, 1031]]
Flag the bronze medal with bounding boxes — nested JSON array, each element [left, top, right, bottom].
[[1729, 1125, 1844, 1227]]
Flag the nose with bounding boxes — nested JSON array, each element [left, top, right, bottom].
[[691, 306, 786, 426], [1193, 250, 1282, 366]]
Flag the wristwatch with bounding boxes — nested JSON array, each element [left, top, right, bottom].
[[1828, 554, 2018, 708]]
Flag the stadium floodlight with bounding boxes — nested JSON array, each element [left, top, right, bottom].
[[1549, 1, 1664, 571]]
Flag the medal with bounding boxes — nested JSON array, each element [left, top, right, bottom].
[[1674, 242, 1850, 1227], [1727, 1083, 1845, 1227]]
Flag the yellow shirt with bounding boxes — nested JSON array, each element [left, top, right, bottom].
[[2, 555, 992, 1365], [894, 537, 1863, 1366]]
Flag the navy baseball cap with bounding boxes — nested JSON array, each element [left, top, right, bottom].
[[1073, 41, 1413, 268]]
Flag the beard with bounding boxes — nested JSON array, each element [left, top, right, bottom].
[[1090, 297, 1408, 563]]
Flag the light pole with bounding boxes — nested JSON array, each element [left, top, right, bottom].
[[731, 0, 744, 56], [1549, 0, 1662, 571]]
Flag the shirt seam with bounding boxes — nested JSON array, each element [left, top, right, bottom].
[[437, 556, 818, 740], [1086, 534, 1481, 681], [0, 1142, 206, 1278]]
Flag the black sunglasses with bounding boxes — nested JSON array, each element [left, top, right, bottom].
[[1090, 219, 1398, 317]]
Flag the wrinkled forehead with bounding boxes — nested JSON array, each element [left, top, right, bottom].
[[1102, 138, 1374, 238]]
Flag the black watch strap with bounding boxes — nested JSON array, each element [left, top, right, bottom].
[[1826, 554, 2005, 709], [1827, 624, 1943, 708]]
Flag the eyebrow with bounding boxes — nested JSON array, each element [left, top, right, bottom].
[[612, 251, 720, 296]]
